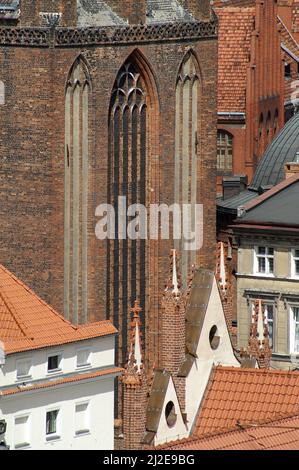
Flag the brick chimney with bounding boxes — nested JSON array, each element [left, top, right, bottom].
[[122, 301, 148, 450], [107, 0, 146, 24], [284, 158, 299, 179], [222, 175, 248, 200]]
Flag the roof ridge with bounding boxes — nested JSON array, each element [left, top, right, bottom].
[[215, 365, 299, 375], [0, 264, 78, 332]]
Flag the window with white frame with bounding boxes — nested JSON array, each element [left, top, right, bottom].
[[254, 246, 274, 275], [291, 249, 299, 278], [75, 402, 90, 435], [47, 354, 62, 373], [290, 306, 299, 354], [76, 348, 91, 368], [14, 415, 30, 449], [16, 358, 32, 379], [264, 303, 274, 349], [46, 409, 60, 439]]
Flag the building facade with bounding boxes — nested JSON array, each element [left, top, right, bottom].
[[0, 264, 121, 450], [214, 0, 299, 194], [233, 172, 299, 369], [0, 0, 218, 376]]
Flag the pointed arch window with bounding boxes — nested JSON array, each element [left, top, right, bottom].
[[108, 59, 149, 366], [64, 58, 90, 324], [175, 51, 200, 285]]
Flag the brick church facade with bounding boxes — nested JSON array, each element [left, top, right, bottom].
[[0, 1, 218, 375]]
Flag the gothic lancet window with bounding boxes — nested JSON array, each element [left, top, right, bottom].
[[108, 59, 149, 367], [175, 51, 200, 286], [64, 58, 90, 324]]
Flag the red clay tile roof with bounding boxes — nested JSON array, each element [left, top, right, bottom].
[[0, 367, 123, 396], [160, 413, 299, 450], [215, 6, 255, 113], [195, 366, 299, 437], [0, 264, 117, 354]]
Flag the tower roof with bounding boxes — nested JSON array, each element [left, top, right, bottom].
[[251, 112, 299, 191]]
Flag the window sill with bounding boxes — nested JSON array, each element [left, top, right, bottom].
[[15, 375, 32, 382], [75, 430, 90, 437], [15, 442, 31, 449], [46, 434, 61, 442], [47, 368, 62, 376], [253, 273, 275, 278], [76, 363, 91, 371]]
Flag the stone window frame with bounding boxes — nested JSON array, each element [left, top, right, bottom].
[[217, 130, 233, 172], [290, 247, 299, 279], [283, 295, 299, 356], [14, 413, 31, 450], [253, 245, 275, 277]]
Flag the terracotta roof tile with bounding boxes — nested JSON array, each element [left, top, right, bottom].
[[195, 366, 299, 437], [160, 413, 299, 450], [0, 264, 117, 354], [0, 367, 123, 396], [215, 6, 255, 113]]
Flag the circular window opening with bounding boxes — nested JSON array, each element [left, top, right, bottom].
[[165, 401, 177, 428], [209, 325, 220, 350]]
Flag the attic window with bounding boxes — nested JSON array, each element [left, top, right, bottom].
[[209, 325, 220, 350], [165, 401, 177, 428]]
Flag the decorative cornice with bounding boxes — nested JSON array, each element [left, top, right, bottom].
[[0, 19, 217, 48]]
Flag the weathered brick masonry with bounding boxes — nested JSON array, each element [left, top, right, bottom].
[[0, 1, 218, 375]]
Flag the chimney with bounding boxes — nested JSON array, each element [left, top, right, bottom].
[[122, 301, 148, 450], [284, 157, 299, 179], [107, 0, 146, 24], [222, 175, 248, 200]]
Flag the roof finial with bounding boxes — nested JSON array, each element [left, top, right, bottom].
[[127, 300, 143, 373], [165, 249, 181, 296]]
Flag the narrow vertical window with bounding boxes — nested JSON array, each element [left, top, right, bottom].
[[175, 51, 200, 285], [64, 58, 90, 324], [217, 130, 233, 171], [290, 306, 299, 354], [108, 58, 150, 366], [264, 303, 274, 349]]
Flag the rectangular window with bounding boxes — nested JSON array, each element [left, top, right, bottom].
[[46, 410, 59, 437], [14, 415, 30, 449], [264, 304, 274, 349], [75, 402, 89, 435], [255, 246, 274, 275], [47, 354, 61, 372], [290, 306, 299, 354], [291, 249, 299, 278], [16, 358, 32, 379], [76, 349, 91, 368]]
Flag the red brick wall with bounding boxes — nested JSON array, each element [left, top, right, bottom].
[[0, 26, 217, 372]]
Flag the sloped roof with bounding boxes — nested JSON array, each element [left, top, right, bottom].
[[159, 413, 299, 450], [236, 174, 299, 226], [77, 0, 126, 26], [0, 264, 117, 354], [215, 6, 255, 113], [278, 15, 299, 61], [0, 367, 123, 396], [146, 0, 195, 24], [194, 366, 299, 437]]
